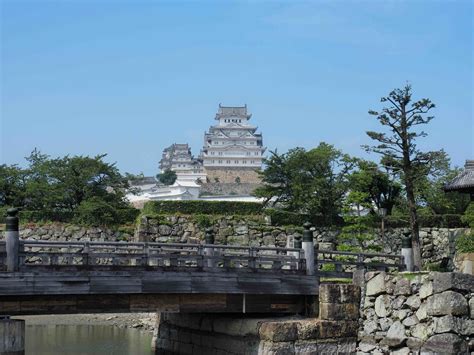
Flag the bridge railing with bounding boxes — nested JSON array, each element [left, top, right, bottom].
[[0, 240, 306, 273], [314, 249, 405, 279]]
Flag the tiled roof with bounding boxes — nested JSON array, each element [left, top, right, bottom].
[[215, 104, 251, 119], [444, 160, 474, 192]]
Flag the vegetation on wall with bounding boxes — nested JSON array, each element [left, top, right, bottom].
[[142, 200, 263, 216]]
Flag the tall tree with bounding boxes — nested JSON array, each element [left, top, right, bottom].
[[254, 142, 355, 224], [364, 84, 443, 269], [348, 159, 401, 215]]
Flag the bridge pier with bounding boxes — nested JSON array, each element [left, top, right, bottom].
[[5, 208, 20, 272], [302, 222, 315, 276], [0, 317, 25, 355]]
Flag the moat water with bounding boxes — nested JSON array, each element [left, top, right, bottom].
[[25, 324, 153, 355]]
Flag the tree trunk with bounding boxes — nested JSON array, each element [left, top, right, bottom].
[[405, 178, 422, 270]]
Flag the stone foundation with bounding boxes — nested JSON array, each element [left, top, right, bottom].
[[153, 284, 360, 354], [358, 271, 473, 354], [204, 167, 262, 184]]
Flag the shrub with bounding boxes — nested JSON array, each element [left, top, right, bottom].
[[142, 200, 263, 216], [264, 209, 343, 227], [383, 214, 466, 228], [455, 233, 474, 253], [73, 197, 139, 226], [194, 214, 213, 228]]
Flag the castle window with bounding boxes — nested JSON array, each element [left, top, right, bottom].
[[243, 160, 247, 164], [234, 160, 238, 164], [219, 160, 222, 164], [212, 160, 215, 163], [226, 160, 231, 164]]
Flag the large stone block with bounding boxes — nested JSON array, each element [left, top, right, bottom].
[[432, 272, 474, 293], [294, 340, 319, 354], [381, 321, 406, 347], [374, 294, 391, 317], [258, 340, 295, 355], [426, 291, 469, 316], [421, 333, 469, 354], [317, 320, 358, 339], [258, 321, 298, 342], [366, 273, 386, 296], [319, 284, 360, 304], [319, 302, 359, 321], [315, 340, 339, 354]]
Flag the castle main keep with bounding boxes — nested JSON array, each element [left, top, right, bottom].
[[200, 104, 266, 183]]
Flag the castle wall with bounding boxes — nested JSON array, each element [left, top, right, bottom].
[[204, 167, 261, 184]]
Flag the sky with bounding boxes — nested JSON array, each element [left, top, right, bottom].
[[1, 0, 473, 176]]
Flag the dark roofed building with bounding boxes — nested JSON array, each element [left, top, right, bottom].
[[444, 160, 474, 200]]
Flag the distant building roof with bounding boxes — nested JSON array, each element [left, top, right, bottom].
[[215, 104, 252, 119], [444, 160, 474, 193]]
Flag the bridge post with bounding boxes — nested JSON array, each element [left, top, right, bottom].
[[0, 316, 25, 354], [302, 222, 315, 276], [6, 208, 20, 272], [204, 228, 215, 268], [401, 231, 414, 271], [293, 233, 302, 270]]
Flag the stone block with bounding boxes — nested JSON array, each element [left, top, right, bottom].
[[433, 315, 462, 334], [405, 294, 421, 310], [410, 322, 433, 340], [432, 272, 474, 293], [374, 294, 391, 317], [318, 320, 358, 338], [294, 340, 319, 354], [402, 315, 419, 327], [316, 340, 339, 354], [337, 338, 356, 354], [319, 284, 360, 304], [391, 347, 410, 355], [296, 320, 320, 340], [258, 340, 295, 355], [426, 291, 469, 316], [406, 336, 423, 350], [258, 321, 298, 342], [381, 321, 406, 347], [319, 302, 358, 320], [421, 333, 469, 354], [394, 277, 412, 296], [366, 273, 386, 296], [419, 281, 433, 299], [415, 302, 428, 321]]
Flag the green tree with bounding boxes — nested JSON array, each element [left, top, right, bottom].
[[157, 169, 177, 185], [1, 149, 136, 225], [254, 142, 356, 224], [0, 164, 26, 207], [338, 191, 379, 252], [364, 84, 444, 269], [348, 160, 401, 215], [416, 155, 470, 214]]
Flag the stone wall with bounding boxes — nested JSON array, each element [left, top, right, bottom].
[[204, 167, 261, 184], [153, 284, 360, 354], [0, 223, 134, 242], [1, 217, 469, 271], [200, 182, 262, 196], [135, 215, 339, 249], [358, 271, 473, 354]]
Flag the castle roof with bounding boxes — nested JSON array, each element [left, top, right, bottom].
[[215, 104, 252, 119], [444, 160, 474, 193]]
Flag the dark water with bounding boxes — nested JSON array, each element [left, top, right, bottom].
[[25, 324, 154, 355]]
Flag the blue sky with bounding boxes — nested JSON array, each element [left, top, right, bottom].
[[1, 0, 472, 175]]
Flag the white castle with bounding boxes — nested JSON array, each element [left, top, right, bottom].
[[201, 104, 265, 169], [129, 104, 265, 203]]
